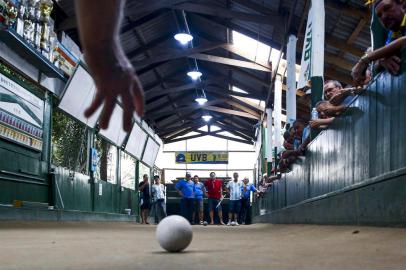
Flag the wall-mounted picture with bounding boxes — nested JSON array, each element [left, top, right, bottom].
[[0, 73, 44, 150]]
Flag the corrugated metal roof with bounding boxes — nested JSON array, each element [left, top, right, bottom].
[[54, 0, 374, 140]]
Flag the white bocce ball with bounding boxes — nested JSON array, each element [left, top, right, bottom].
[[230, 221, 236, 226], [156, 215, 193, 252]]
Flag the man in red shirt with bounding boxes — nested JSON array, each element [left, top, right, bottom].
[[204, 172, 225, 225]]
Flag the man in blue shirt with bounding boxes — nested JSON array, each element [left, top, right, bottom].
[[175, 172, 195, 223], [193, 175, 206, 225], [239, 177, 258, 225]]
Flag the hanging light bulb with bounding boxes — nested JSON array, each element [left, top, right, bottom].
[[195, 91, 208, 105], [195, 97, 208, 105], [202, 114, 212, 122], [174, 33, 193, 45], [187, 70, 203, 80]]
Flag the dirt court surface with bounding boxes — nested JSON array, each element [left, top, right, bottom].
[[1, 221, 406, 270]]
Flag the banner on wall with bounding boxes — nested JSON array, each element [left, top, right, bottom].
[[0, 73, 44, 151], [175, 151, 228, 164], [298, 6, 313, 89], [298, 0, 325, 89]]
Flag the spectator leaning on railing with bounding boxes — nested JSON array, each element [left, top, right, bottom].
[[283, 127, 295, 151], [324, 80, 363, 106], [353, 0, 406, 85], [309, 101, 346, 129], [278, 120, 309, 172], [310, 80, 359, 129]]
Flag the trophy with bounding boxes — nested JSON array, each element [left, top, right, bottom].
[[39, 0, 53, 58], [0, 0, 17, 29], [23, 0, 37, 45], [33, 0, 41, 50], [15, 0, 26, 36]]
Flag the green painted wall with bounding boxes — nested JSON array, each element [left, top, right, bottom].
[[0, 64, 49, 205], [0, 61, 142, 216], [254, 70, 406, 225], [52, 167, 92, 212]]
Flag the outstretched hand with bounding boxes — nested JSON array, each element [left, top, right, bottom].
[[309, 119, 321, 128], [351, 61, 368, 86], [84, 45, 144, 132]]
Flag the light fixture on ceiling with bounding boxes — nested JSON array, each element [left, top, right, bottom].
[[187, 70, 202, 80], [174, 33, 193, 45], [195, 92, 208, 105], [202, 114, 212, 122]]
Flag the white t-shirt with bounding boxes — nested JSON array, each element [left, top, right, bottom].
[[227, 181, 242, 201], [152, 184, 165, 201]]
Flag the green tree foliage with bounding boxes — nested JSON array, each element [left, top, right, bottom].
[[51, 110, 87, 174]]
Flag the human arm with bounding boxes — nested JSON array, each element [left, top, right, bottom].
[[329, 88, 359, 106], [162, 184, 166, 198], [175, 181, 184, 197], [74, 0, 144, 132], [203, 181, 208, 197], [352, 37, 406, 85], [250, 185, 258, 194], [139, 181, 148, 191], [281, 149, 302, 159], [309, 117, 335, 129], [220, 186, 224, 200], [268, 175, 280, 182], [151, 186, 156, 201], [283, 140, 294, 150], [225, 182, 230, 195], [319, 103, 347, 117]]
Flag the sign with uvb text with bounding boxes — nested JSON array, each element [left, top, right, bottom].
[[175, 151, 228, 164]]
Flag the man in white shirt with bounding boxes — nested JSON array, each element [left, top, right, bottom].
[[226, 172, 242, 226], [151, 175, 167, 223]]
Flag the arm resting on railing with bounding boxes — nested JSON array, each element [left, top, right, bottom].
[[352, 36, 406, 85]]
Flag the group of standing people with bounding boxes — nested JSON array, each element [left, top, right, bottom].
[[139, 174, 167, 224], [175, 172, 258, 225], [138, 171, 259, 225]]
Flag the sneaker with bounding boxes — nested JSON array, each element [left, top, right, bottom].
[[235, 222, 240, 226], [200, 221, 204, 225], [227, 221, 231, 226]]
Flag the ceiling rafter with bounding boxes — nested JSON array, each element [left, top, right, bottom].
[[134, 42, 227, 68], [150, 99, 222, 119], [188, 53, 272, 72], [213, 121, 254, 142], [171, 2, 283, 25], [128, 33, 174, 60]]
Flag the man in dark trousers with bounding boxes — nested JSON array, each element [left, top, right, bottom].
[[239, 177, 258, 225], [205, 172, 225, 225], [175, 172, 195, 223]]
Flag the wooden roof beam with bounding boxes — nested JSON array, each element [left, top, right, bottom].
[[134, 42, 227, 68], [128, 33, 174, 60], [189, 53, 272, 72], [204, 106, 260, 120], [172, 3, 283, 25]]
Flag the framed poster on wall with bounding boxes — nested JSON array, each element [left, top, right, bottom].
[[0, 73, 44, 151]]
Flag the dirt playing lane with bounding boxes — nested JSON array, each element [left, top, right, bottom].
[[0, 221, 405, 270]]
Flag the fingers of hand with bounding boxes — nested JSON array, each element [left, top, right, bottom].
[[99, 97, 116, 130], [84, 92, 104, 118], [383, 59, 400, 75], [132, 75, 145, 117], [121, 84, 135, 133], [392, 56, 401, 64], [388, 62, 399, 75]]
